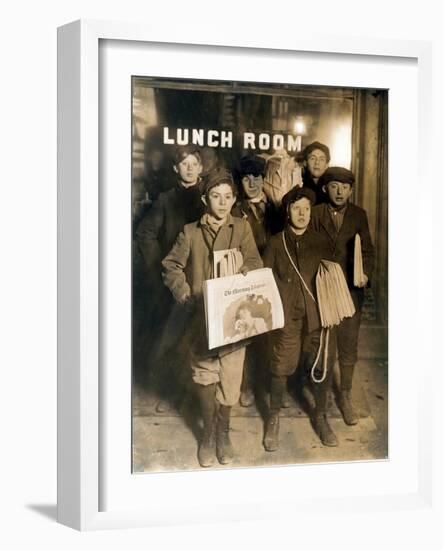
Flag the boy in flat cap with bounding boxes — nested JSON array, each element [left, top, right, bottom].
[[311, 167, 375, 425], [263, 186, 338, 450], [232, 154, 277, 254], [302, 141, 331, 204], [232, 155, 279, 407], [162, 168, 263, 467]]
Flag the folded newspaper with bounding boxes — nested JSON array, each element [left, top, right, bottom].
[[203, 267, 284, 349], [353, 233, 365, 287]]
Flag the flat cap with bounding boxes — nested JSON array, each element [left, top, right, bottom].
[[320, 167, 355, 186], [282, 185, 316, 211], [202, 168, 237, 196], [235, 155, 266, 178]]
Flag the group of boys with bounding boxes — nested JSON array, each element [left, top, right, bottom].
[[136, 141, 374, 468]]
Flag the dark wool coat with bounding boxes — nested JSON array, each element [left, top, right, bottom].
[[231, 198, 282, 255], [136, 182, 205, 270], [310, 203, 375, 306], [263, 227, 332, 334], [301, 169, 328, 205]]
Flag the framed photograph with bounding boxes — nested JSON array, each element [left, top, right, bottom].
[[57, 19, 433, 530]]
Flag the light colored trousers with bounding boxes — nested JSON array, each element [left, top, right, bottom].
[[190, 347, 246, 406]]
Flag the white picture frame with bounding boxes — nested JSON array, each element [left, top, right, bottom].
[[57, 19, 434, 531]]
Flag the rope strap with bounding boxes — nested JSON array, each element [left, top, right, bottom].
[[310, 327, 329, 384], [281, 231, 328, 384]]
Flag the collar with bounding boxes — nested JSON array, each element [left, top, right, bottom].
[[285, 224, 309, 244], [248, 192, 267, 204], [200, 213, 234, 227], [327, 203, 348, 214], [178, 180, 199, 190]]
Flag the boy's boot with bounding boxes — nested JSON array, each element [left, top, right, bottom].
[[263, 376, 285, 451], [313, 384, 338, 447], [338, 363, 358, 425], [195, 383, 216, 468], [313, 413, 338, 447], [216, 405, 234, 465]]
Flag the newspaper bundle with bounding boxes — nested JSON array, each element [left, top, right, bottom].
[[203, 267, 285, 349], [263, 149, 303, 206], [316, 260, 356, 328], [213, 248, 244, 278]]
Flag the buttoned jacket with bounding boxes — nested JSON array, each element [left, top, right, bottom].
[[310, 202, 375, 293], [263, 227, 331, 334]]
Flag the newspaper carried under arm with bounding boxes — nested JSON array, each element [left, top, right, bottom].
[[353, 233, 366, 287], [203, 267, 284, 350]]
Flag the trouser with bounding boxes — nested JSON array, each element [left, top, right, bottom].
[[269, 317, 336, 414], [240, 334, 268, 394], [149, 300, 191, 400], [337, 304, 362, 391], [190, 346, 246, 407]]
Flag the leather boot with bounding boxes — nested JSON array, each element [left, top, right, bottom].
[[263, 375, 285, 451], [263, 411, 280, 452], [216, 405, 234, 465], [338, 390, 359, 425], [195, 384, 216, 468], [313, 413, 338, 447]]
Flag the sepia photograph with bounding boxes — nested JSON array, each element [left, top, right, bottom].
[[131, 76, 388, 472]]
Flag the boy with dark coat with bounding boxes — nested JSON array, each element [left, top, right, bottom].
[[231, 155, 279, 407], [301, 141, 331, 204], [263, 186, 338, 450], [135, 146, 205, 410], [311, 167, 375, 425], [162, 168, 263, 468]]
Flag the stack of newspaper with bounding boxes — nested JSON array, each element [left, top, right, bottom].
[[353, 233, 365, 287], [316, 260, 356, 328], [213, 248, 244, 278], [203, 267, 284, 349]]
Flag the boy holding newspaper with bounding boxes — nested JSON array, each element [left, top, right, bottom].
[[311, 167, 375, 425], [263, 186, 339, 450], [162, 168, 263, 468]]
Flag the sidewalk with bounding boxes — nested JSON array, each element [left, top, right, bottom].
[[132, 359, 388, 473]]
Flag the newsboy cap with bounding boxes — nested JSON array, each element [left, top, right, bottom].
[[202, 168, 237, 196], [235, 155, 266, 178], [320, 167, 355, 187], [303, 141, 331, 162], [282, 185, 316, 211]]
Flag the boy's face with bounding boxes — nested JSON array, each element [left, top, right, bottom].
[[174, 154, 202, 185], [288, 197, 311, 230], [305, 148, 329, 179], [241, 174, 264, 200], [325, 180, 353, 207], [204, 183, 236, 220]]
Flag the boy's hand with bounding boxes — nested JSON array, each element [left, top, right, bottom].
[[239, 265, 250, 276], [356, 273, 369, 288]]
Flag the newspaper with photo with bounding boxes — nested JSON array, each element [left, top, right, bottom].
[[203, 267, 284, 349]]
